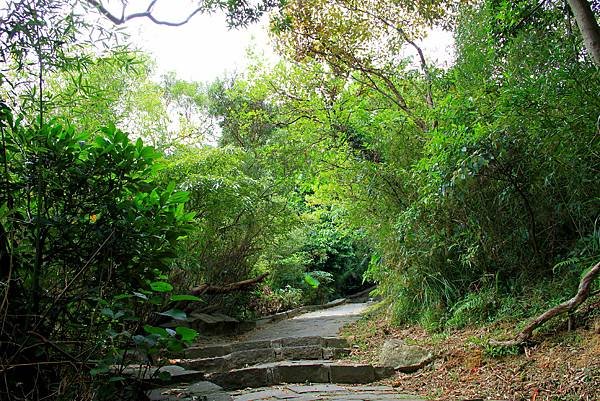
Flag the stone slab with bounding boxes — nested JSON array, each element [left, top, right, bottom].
[[373, 366, 395, 380], [329, 364, 375, 384], [230, 385, 427, 401], [322, 347, 351, 360], [212, 313, 240, 322], [231, 348, 277, 368], [274, 336, 324, 348], [232, 340, 273, 352], [286, 384, 346, 393], [324, 299, 346, 308], [274, 363, 330, 384], [184, 344, 232, 359], [186, 381, 224, 393], [209, 366, 274, 390], [180, 356, 230, 372], [234, 389, 287, 401], [378, 339, 433, 373], [277, 345, 324, 360]]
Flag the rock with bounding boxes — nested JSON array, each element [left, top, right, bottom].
[[121, 364, 204, 384], [378, 339, 433, 372], [147, 381, 232, 401]]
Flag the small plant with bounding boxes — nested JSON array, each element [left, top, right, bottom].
[[482, 343, 521, 358], [468, 335, 520, 358], [251, 285, 303, 315], [304, 270, 335, 304], [92, 280, 201, 399]]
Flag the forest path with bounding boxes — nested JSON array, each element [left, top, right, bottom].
[[242, 302, 369, 341], [148, 300, 428, 400]]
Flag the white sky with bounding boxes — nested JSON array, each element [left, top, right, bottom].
[[113, 1, 453, 84], [120, 2, 276, 83]]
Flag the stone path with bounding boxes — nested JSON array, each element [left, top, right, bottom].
[[230, 384, 425, 401], [244, 303, 369, 341], [149, 382, 426, 401], [147, 300, 429, 401]]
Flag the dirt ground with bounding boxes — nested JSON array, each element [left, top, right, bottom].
[[341, 305, 600, 401]]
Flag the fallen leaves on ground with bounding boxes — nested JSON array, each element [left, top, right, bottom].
[[341, 312, 600, 401]]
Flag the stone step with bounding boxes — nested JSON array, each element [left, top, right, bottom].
[[177, 345, 352, 373], [231, 384, 425, 401], [149, 382, 425, 401], [171, 336, 350, 374], [182, 336, 349, 359], [206, 360, 395, 390], [148, 381, 233, 401]]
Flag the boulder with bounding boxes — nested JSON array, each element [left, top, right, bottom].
[[378, 339, 433, 372]]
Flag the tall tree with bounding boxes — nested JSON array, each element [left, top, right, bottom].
[[566, 0, 600, 65]]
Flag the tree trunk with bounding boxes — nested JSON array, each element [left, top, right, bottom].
[[566, 0, 600, 66]]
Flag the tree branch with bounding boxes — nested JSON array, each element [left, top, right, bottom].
[[85, 0, 207, 26], [337, 2, 435, 109], [190, 273, 269, 296]]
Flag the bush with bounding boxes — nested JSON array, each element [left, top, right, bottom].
[[250, 285, 304, 315], [0, 111, 194, 399]]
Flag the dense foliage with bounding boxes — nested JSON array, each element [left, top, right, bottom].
[[0, 0, 598, 399]]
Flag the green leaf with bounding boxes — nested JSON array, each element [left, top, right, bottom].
[[170, 294, 203, 302], [101, 308, 114, 318], [175, 326, 198, 342], [158, 309, 187, 320], [303, 273, 320, 288], [168, 191, 189, 204], [143, 325, 169, 337], [150, 281, 173, 292], [133, 291, 148, 300]]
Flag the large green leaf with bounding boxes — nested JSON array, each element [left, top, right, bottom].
[[170, 294, 203, 302], [303, 273, 320, 288], [150, 281, 173, 292], [143, 325, 169, 337], [175, 326, 198, 342], [158, 309, 187, 320]]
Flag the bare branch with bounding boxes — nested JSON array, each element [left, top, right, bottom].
[[190, 273, 269, 296], [84, 0, 207, 26]]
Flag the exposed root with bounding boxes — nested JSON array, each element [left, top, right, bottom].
[[491, 261, 600, 346]]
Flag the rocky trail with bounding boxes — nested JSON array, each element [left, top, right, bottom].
[[143, 301, 427, 401]]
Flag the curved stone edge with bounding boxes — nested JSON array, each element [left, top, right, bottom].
[[256, 298, 348, 327]]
